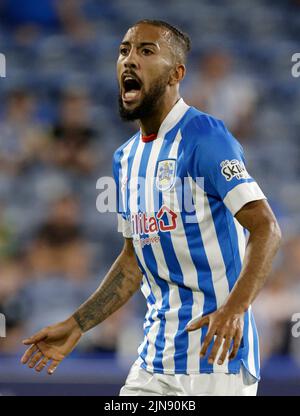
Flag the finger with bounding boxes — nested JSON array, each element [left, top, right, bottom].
[[28, 351, 43, 369], [229, 332, 243, 360], [208, 335, 224, 364], [22, 329, 47, 345], [35, 357, 49, 373], [200, 329, 215, 358], [186, 316, 209, 332], [21, 344, 38, 364], [47, 359, 60, 375], [217, 336, 232, 365]]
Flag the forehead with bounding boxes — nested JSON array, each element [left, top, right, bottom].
[[121, 24, 172, 48]]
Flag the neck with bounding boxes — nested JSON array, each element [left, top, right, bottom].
[[139, 93, 181, 136]]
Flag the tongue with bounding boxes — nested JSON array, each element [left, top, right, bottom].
[[124, 90, 140, 100]]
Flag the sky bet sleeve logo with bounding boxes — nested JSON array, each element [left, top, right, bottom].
[[220, 159, 250, 181]]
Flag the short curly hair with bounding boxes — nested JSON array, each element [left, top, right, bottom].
[[133, 19, 191, 64]]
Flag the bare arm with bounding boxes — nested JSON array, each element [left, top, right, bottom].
[[21, 238, 142, 374], [186, 199, 282, 364], [222, 199, 282, 313], [73, 237, 142, 332]]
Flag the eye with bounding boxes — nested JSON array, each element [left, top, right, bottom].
[[142, 48, 153, 56], [120, 47, 129, 56]]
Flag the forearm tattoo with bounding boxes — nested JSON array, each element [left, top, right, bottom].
[[73, 260, 141, 332]]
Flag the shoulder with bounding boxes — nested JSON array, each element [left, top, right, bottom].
[[181, 107, 242, 153]]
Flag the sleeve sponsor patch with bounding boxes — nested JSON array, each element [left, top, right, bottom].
[[220, 159, 250, 181]]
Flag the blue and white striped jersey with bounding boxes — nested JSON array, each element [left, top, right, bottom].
[[113, 98, 266, 379]]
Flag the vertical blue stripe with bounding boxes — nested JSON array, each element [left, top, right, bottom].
[[124, 133, 140, 217], [139, 245, 170, 372], [152, 129, 193, 373], [134, 139, 170, 372], [206, 197, 240, 291], [206, 196, 245, 373], [113, 148, 123, 215], [136, 256, 156, 306], [140, 307, 156, 363], [241, 309, 250, 374], [183, 176, 217, 372]]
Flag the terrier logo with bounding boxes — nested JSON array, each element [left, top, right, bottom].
[[156, 159, 176, 191]]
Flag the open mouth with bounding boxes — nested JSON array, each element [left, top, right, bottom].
[[122, 76, 142, 103]]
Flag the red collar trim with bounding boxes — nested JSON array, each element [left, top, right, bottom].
[[141, 133, 157, 143]]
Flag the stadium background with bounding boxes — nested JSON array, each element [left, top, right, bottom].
[[0, 0, 299, 396]]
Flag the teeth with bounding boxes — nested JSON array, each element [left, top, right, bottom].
[[124, 91, 140, 99], [123, 76, 134, 83]]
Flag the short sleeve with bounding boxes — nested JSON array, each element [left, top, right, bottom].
[[187, 118, 267, 216]]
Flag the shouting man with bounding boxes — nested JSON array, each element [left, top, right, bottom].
[[21, 20, 281, 396]]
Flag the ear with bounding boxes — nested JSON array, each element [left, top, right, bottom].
[[169, 64, 186, 86]]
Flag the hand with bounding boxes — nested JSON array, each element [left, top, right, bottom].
[[185, 307, 244, 365], [21, 317, 82, 375]]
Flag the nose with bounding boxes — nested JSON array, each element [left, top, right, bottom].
[[123, 48, 139, 70]]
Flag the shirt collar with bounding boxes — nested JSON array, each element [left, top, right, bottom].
[[140, 98, 190, 141]]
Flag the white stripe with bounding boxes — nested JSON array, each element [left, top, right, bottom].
[[119, 140, 156, 357], [128, 138, 145, 215], [120, 138, 136, 213], [138, 277, 154, 355], [117, 139, 136, 237], [125, 136, 163, 363], [142, 136, 175, 371], [233, 217, 246, 262], [129, 135, 167, 370], [163, 131, 204, 372], [234, 220, 258, 376], [138, 279, 149, 354], [135, 238, 162, 359], [247, 307, 256, 376], [190, 175, 230, 306], [189, 175, 230, 373], [117, 214, 131, 238]]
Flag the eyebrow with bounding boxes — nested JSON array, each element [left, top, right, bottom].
[[120, 41, 159, 48]]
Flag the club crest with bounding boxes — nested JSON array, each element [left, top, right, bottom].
[[156, 159, 177, 191]]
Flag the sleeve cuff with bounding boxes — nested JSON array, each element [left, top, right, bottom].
[[223, 181, 267, 216], [117, 214, 132, 238]]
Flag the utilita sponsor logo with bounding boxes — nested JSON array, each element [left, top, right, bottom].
[[131, 205, 177, 235]]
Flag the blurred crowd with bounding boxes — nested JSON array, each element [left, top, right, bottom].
[[0, 0, 299, 366]]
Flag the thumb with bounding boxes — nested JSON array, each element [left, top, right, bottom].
[[185, 315, 209, 332], [22, 329, 48, 345]]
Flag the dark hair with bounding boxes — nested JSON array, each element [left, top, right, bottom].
[[133, 19, 191, 63]]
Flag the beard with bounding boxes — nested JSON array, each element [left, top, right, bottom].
[[118, 75, 169, 121]]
